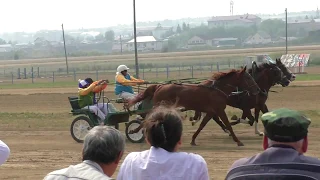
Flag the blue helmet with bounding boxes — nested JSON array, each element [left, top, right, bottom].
[[78, 78, 93, 88]]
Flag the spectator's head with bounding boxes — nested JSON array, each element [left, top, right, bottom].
[[144, 105, 183, 152], [82, 126, 125, 177], [261, 108, 311, 154], [78, 78, 94, 88]]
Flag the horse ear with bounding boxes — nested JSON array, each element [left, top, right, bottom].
[[242, 65, 247, 73]]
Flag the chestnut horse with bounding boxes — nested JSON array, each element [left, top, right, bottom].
[[127, 67, 261, 146], [189, 61, 292, 138]]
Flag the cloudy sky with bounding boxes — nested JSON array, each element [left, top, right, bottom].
[[1, 0, 319, 33]]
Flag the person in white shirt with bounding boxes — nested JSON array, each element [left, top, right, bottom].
[[117, 105, 210, 180], [43, 126, 125, 180], [0, 140, 10, 166]]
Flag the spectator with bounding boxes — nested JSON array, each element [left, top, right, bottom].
[[117, 105, 210, 180], [0, 140, 10, 166], [226, 108, 320, 179], [44, 126, 125, 180]]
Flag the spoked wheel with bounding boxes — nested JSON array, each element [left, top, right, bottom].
[[125, 120, 144, 143], [71, 116, 93, 143]]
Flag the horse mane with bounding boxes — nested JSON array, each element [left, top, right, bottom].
[[211, 69, 239, 80], [247, 62, 276, 74]]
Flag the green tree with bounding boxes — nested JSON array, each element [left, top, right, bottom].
[[105, 30, 115, 42], [182, 22, 187, 31], [259, 19, 285, 38], [176, 24, 182, 33], [0, 38, 6, 44], [95, 34, 104, 41]]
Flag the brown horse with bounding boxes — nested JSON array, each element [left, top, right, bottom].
[[189, 61, 291, 138], [127, 67, 261, 146]]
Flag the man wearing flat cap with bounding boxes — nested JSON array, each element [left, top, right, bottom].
[[226, 108, 320, 179]]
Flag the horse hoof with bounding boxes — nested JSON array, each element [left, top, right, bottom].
[[249, 121, 254, 126], [191, 122, 195, 126], [189, 117, 193, 121], [237, 142, 244, 146], [259, 132, 264, 136], [190, 142, 197, 146], [231, 115, 238, 120]]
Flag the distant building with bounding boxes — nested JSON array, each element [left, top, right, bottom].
[[244, 31, 271, 45], [126, 36, 166, 52], [187, 35, 238, 48], [208, 14, 261, 29], [136, 24, 173, 39], [0, 44, 13, 52]]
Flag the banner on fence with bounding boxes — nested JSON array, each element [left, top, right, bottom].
[[280, 54, 310, 67]]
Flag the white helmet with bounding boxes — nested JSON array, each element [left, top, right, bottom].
[[117, 65, 130, 73]]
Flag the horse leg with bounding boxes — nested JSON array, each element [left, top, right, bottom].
[[191, 111, 203, 126], [254, 107, 264, 136], [191, 113, 212, 146], [218, 109, 244, 146], [261, 104, 269, 113], [211, 114, 230, 135]]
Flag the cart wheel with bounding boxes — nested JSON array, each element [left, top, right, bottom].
[[71, 116, 93, 143], [125, 120, 144, 143]]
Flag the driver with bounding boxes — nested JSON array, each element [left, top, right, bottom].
[[115, 65, 147, 110], [78, 78, 116, 125]]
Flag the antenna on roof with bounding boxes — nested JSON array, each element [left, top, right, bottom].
[[230, 0, 234, 16]]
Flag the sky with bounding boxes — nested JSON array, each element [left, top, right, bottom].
[[1, 0, 319, 33]]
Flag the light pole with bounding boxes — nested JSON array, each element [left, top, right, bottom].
[[285, 8, 288, 54], [62, 23, 69, 74], [133, 0, 139, 78]]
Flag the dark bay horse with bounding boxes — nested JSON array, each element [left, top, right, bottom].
[[189, 61, 291, 138], [127, 67, 261, 146]]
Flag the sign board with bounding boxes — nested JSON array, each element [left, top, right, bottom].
[[280, 54, 310, 67]]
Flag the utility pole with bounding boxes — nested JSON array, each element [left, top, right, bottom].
[[120, 35, 123, 55], [133, 0, 139, 78], [62, 24, 69, 74], [285, 8, 288, 54]]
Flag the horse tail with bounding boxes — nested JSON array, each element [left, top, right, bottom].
[[127, 84, 160, 107]]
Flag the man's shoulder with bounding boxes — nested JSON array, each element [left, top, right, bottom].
[[44, 163, 114, 180]]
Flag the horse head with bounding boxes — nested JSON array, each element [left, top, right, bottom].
[[260, 62, 290, 87], [275, 58, 296, 82]]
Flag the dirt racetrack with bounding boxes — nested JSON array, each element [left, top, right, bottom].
[[1, 85, 320, 180]]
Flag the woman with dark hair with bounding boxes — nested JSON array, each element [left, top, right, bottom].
[[117, 105, 209, 180]]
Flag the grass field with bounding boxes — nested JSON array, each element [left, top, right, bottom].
[[0, 50, 320, 179]]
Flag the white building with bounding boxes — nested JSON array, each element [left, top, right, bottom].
[[126, 36, 166, 52]]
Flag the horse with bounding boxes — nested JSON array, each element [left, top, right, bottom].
[[188, 61, 291, 140], [127, 66, 261, 146]]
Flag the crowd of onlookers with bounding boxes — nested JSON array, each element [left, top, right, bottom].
[[1, 106, 320, 179]]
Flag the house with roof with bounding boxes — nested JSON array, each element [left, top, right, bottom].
[[136, 24, 173, 39], [243, 31, 271, 45], [207, 14, 261, 29], [126, 36, 167, 52], [187, 35, 212, 48]]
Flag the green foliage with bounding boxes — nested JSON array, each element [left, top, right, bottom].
[[0, 38, 6, 45], [259, 19, 285, 38], [105, 30, 115, 42]]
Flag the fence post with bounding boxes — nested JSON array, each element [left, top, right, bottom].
[[191, 66, 194, 78], [178, 66, 181, 76], [228, 59, 231, 68], [96, 70, 98, 80], [73, 69, 76, 82], [200, 62, 202, 74], [156, 66, 158, 79], [210, 64, 213, 72], [53, 72, 55, 83], [31, 67, 34, 83], [17, 68, 21, 79], [24, 68, 27, 79], [166, 64, 169, 79], [142, 67, 145, 80], [11, 73, 13, 84], [217, 62, 220, 72], [234, 61, 236, 68], [37, 67, 40, 77]]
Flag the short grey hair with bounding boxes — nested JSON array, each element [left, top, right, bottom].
[[82, 126, 125, 164]]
